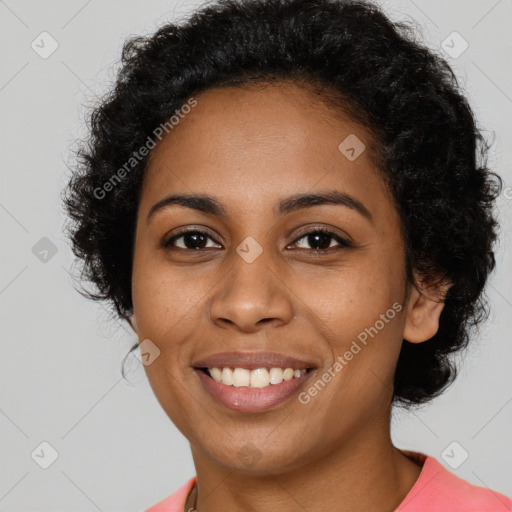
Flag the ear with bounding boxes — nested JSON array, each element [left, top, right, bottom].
[[128, 309, 138, 334], [403, 275, 452, 343]]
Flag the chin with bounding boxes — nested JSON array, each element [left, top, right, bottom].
[[202, 440, 310, 476]]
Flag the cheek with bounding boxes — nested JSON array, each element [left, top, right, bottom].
[[131, 250, 208, 339], [295, 258, 406, 387], [131, 263, 203, 436], [142, 360, 201, 443], [299, 265, 401, 338], [296, 274, 405, 433]]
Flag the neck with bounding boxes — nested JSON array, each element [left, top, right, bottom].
[[187, 411, 423, 512]]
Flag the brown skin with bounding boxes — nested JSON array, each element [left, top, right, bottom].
[[129, 82, 450, 512]]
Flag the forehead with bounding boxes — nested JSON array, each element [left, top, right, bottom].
[[141, 82, 393, 222]]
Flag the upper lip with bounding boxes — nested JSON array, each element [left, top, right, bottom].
[[192, 351, 317, 370]]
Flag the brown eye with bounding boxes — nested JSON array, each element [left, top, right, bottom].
[[160, 228, 352, 253], [161, 229, 222, 250], [290, 229, 352, 251]]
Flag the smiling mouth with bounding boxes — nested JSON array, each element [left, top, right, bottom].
[[196, 366, 315, 389]]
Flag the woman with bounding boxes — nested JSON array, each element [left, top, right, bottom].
[[62, 0, 511, 510]]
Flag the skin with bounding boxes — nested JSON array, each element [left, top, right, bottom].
[[129, 81, 450, 512]]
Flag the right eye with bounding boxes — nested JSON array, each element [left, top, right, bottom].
[[161, 229, 223, 250]]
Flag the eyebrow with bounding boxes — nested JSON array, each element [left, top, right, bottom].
[[146, 189, 373, 224]]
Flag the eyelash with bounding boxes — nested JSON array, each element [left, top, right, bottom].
[[160, 227, 353, 253]]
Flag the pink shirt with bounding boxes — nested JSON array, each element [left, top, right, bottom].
[[144, 451, 512, 511]]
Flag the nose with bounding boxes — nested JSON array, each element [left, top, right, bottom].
[[209, 249, 295, 333]]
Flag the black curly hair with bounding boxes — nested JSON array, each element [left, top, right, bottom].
[[62, 0, 502, 408]]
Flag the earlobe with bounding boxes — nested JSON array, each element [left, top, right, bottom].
[[403, 277, 451, 343]]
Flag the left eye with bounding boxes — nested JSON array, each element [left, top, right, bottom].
[[290, 229, 352, 251]]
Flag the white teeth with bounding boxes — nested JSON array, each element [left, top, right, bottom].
[[206, 367, 308, 388], [269, 367, 284, 384], [250, 368, 269, 388], [210, 367, 222, 382], [232, 368, 250, 387], [283, 368, 294, 380], [221, 367, 233, 385]]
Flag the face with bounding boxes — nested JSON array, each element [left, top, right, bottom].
[[130, 82, 438, 475]]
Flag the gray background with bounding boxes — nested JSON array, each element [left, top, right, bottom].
[[1, 0, 511, 510]]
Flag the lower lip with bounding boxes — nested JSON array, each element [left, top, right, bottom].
[[195, 368, 314, 413]]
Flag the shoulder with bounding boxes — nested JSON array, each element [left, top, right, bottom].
[[144, 476, 197, 512], [398, 451, 512, 512]]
